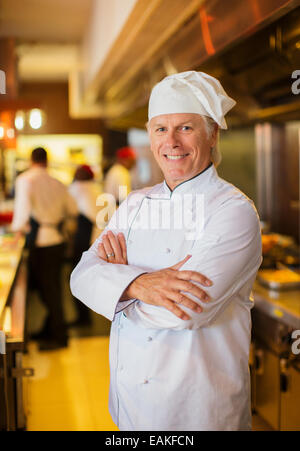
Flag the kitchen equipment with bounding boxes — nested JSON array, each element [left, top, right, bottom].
[[252, 308, 300, 430], [257, 267, 300, 291]]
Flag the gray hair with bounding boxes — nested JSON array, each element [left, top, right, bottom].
[[201, 116, 221, 167]]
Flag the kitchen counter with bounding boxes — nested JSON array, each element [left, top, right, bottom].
[[253, 280, 300, 329], [0, 234, 25, 321], [0, 234, 29, 431]]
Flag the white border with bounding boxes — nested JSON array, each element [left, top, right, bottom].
[[0, 70, 6, 94]]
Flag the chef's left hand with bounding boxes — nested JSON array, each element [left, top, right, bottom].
[[98, 230, 128, 264]]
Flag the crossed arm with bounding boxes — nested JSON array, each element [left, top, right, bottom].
[[96, 199, 262, 331], [71, 195, 261, 329], [97, 230, 212, 321]]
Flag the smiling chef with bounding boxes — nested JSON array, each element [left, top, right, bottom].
[[70, 71, 262, 431]]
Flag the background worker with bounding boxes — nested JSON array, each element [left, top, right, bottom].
[[104, 146, 136, 205], [11, 147, 78, 350], [68, 164, 102, 326]]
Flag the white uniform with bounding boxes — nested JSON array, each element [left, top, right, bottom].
[[70, 164, 262, 431], [11, 167, 77, 246], [104, 163, 132, 204], [68, 180, 102, 244]]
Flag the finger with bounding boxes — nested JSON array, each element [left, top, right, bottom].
[[107, 230, 123, 261], [173, 291, 203, 313], [102, 234, 114, 258], [118, 233, 127, 262], [173, 280, 210, 302], [98, 242, 108, 261], [170, 255, 192, 271], [177, 270, 213, 287], [161, 298, 191, 321]]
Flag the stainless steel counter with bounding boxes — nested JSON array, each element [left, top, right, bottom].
[[0, 234, 30, 431], [251, 280, 300, 431], [0, 235, 25, 321], [253, 280, 300, 329]]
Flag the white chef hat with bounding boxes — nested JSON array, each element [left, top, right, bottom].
[[148, 71, 236, 129]]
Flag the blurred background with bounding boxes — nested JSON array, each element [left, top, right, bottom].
[[0, 0, 299, 431]]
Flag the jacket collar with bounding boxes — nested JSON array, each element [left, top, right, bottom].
[[160, 163, 218, 198]]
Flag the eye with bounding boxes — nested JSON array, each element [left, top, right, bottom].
[[180, 125, 192, 131], [155, 127, 166, 133]]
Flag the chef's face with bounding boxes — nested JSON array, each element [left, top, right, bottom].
[[148, 113, 218, 190]]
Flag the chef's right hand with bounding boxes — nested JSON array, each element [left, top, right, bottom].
[[123, 255, 213, 320], [97, 230, 127, 264]]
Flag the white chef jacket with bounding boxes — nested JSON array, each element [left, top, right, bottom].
[[11, 167, 78, 247], [68, 180, 102, 244], [70, 164, 262, 431], [104, 163, 132, 204]]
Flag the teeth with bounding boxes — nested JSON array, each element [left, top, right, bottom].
[[165, 154, 187, 160]]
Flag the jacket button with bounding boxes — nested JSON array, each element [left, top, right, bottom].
[[143, 379, 149, 384], [147, 336, 152, 342], [166, 248, 171, 253]]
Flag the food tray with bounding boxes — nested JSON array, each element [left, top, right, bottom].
[[257, 269, 300, 291]]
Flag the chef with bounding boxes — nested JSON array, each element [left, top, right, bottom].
[[70, 71, 262, 431], [12, 147, 78, 350], [104, 146, 137, 205], [68, 164, 103, 326]]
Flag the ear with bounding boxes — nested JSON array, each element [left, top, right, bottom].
[[211, 124, 219, 147]]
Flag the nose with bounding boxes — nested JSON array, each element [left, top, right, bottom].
[[165, 129, 180, 148]]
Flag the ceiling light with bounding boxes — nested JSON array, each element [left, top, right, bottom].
[[6, 128, 15, 139], [15, 111, 25, 130], [29, 109, 43, 129]]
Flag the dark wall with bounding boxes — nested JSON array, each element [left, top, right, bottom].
[[218, 127, 257, 204], [19, 82, 106, 136], [102, 129, 128, 172], [18, 82, 130, 163], [0, 38, 18, 99], [273, 122, 299, 242]]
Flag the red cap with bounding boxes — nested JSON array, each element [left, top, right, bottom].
[[74, 164, 94, 181], [116, 146, 136, 160], [80, 165, 94, 178]]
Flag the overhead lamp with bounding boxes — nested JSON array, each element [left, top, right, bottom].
[[29, 108, 43, 129], [6, 128, 15, 139], [0, 125, 4, 139], [15, 111, 25, 130]]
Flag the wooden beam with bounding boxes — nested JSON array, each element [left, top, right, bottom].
[[248, 99, 300, 119], [0, 99, 41, 111]]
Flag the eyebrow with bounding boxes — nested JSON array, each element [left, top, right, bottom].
[[152, 123, 165, 128], [152, 121, 194, 128]]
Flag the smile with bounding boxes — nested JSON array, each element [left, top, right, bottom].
[[164, 154, 189, 160]]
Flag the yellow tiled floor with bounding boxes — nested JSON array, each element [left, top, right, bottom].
[[23, 336, 119, 431], [22, 336, 273, 431]]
